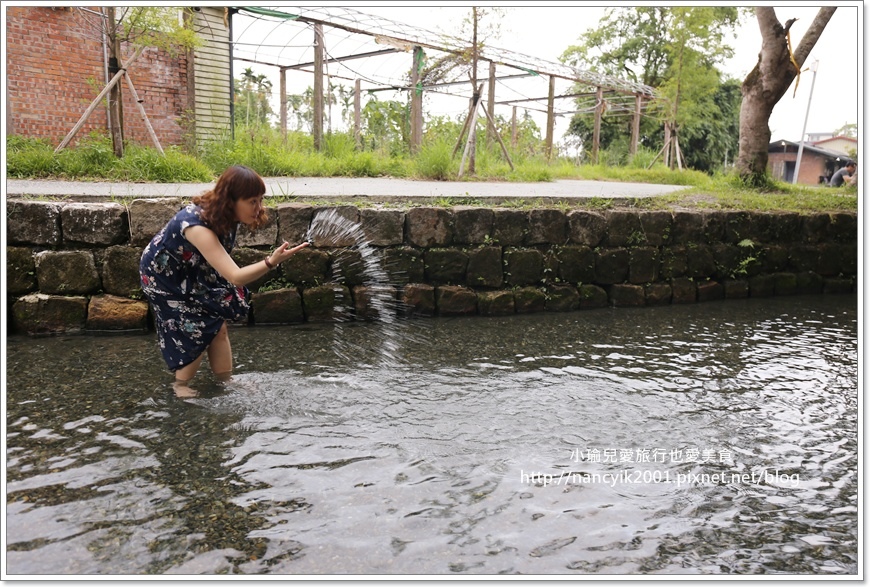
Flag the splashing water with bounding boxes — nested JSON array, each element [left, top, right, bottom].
[[305, 208, 427, 367]]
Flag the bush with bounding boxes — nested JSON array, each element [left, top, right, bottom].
[[415, 136, 454, 180]]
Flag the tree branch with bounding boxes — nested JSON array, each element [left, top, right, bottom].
[[794, 7, 837, 65]]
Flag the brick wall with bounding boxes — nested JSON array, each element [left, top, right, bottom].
[[6, 7, 189, 147]]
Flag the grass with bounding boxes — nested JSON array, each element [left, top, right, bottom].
[[6, 131, 857, 214]]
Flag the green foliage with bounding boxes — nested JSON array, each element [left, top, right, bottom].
[[561, 7, 742, 174], [415, 136, 455, 180], [116, 7, 201, 55]]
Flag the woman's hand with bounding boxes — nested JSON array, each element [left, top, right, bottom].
[[267, 241, 309, 267]]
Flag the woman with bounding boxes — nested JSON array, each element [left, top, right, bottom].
[[139, 165, 308, 393]]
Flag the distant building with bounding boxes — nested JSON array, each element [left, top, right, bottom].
[[811, 135, 857, 157], [768, 140, 856, 185]]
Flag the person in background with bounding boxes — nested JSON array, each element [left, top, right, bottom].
[[830, 162, 857, 187], [139, 165, 309, 396]]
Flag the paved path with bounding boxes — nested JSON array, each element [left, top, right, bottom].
[[6, 177, 686, 204]]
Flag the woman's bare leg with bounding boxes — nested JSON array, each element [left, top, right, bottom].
[[173, 354, 204, 397], [207, 321, 233, 382]]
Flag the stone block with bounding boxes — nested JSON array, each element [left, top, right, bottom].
[[406, 207, 453, 247], [594, 248, 629, 284], [545, 284, 580, 312], [838, 243, 858, 276], [435, 285, 477, 316], [823, 277, 854, 294], [629, 247, 659, 284], [604, 210, 644, 246], [360, 208, 404, 246], [237, 207, 278, 247], [352, 285, 399, 321], [384, 247, 425, 284], [697, 280, 724, 302], [638, 210, 673, 246], [670, 277, 697, 304], [773, 272, 798, 296], [644, 282, 672, 306], [303, 284, 353, 322], [557, 245, 595, 284], [748, 274, 776, 297], [513, 286, 546, 313], [61, 203, 128, 246], [802, 213, 831, 244], [35, 250, 100, 295], [788, 245, 820, 272], [330, 248, 367, 286], [453, 206, 494, 245], [829, 213, 857, 242], [711, 244, 741, 280], [702, 211, 727, 243], [526, 209, 567, 245], [102, 245, 144, 298], [567, 210, 606, 247], [7, 246, 37, 296], [12, 293, 88, 335], [670, 211, 704, 244], [128, 198, 182, 247], [686, 244, 716, 279], [722, 211, 752, 244], [723, 279, 749, 299], [467, 246, 503, 288], [86, 294, 149, 331], [280, 248, 330, 286], [7, 200, 62, 246], [401, 283, 435, 317], [232, 247, 274, 292], [310, 206, 362, 248], [492, 209, 528, 246], [504, 247, 544, 286], [578, 284, 608, 309], [609, 284, 645, 307], [795, 272, 824, 295], [276, 203, 314, 244], [817, 243, 842, 276], [251, 288, 304, 324], [424, 248, 469, 284], [660, 245, 687, 279], [477, 290, 515, 317], [767, 212, 802, 243]]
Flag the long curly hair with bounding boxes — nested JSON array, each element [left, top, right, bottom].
[[192, 165, 267, 236]]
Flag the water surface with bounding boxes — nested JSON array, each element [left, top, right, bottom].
[[5, 296, 859, 576]]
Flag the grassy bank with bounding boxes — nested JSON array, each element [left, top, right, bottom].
[[6, 132, 857, 214]]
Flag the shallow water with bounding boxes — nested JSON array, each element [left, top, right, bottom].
[[5, 296, 858, 576]]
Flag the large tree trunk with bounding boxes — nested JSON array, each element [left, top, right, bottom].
[[735, 7, 836, 184]]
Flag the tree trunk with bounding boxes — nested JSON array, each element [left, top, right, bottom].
[[735, 6, 836, 184]]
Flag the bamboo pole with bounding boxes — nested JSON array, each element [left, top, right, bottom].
[[479, 98, 514, 171], [313, 23, 324, 151], [458, 92, 483, 178], [55, 44, 146, 153], [122, 71, 164, 155], [354, 78, 361, 149], [545, 75, 555, 160]]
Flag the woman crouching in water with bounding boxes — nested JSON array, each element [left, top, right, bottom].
[[139, 165, 308, 396]]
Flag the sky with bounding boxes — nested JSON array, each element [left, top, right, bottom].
[[238, 2, 862, 153]]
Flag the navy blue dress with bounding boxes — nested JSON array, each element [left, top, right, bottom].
[[139, 204, 249, 372]]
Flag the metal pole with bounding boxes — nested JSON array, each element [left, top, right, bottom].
[[793, 60, 819, 184]]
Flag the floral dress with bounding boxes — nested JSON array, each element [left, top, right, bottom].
[[139, 204, 249, 372]]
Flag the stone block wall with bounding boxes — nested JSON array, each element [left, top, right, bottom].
[[6, 198, 858, 336]]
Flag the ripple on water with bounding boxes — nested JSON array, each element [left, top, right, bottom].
[[5, 295, 858, 575]]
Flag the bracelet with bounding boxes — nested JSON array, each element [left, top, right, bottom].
[[263, 257, 275, 270]]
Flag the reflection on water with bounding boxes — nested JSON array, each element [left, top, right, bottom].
[[5, 296, 858, 576]]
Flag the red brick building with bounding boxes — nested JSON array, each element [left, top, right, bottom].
[[767, 139, 855, 186], [6, 7, 230, 149]]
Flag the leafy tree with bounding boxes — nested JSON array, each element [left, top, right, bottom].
[[234, 67, 274, 128], [735, 7, 836, 185], [560, 7, 741, 172]]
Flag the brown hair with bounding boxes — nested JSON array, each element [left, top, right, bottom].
[[192, 165, 267, 236]]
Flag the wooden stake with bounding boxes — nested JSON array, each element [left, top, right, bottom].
[[123, 72, 164, 155], [55, 45, 146, 153]]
